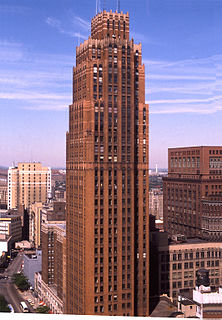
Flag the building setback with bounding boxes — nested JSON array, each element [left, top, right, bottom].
[[163, 146, 222, 238], [8, 162, 51, 210], [66, 9, 149, 316]]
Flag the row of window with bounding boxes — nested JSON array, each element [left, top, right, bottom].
[[170, 157, 200, 168]]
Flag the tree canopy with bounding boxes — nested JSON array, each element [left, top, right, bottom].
[[0, 295, 10, 312], [12, 273, 30, 291], [36, 305, 50, 313]]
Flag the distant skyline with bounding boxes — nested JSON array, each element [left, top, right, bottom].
[[0, 0, 221, 168]]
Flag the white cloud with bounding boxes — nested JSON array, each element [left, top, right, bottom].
[[0, 41, 73, 111], [46, 17, 61, 28], [0, 91, 68, 101], [21, 103, 68, 111], [146, 82, 214, 95], [0, 40, 24, 62], [46, 16, 87, 39], [146, 74, 214, 81], [72, 16, 90, 31], [149, 96, 222, 105], [144, 54, 222, 114]]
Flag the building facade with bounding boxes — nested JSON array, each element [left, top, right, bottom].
[[163, 146, 222, 238], [150, 230, 222, 305], [35, 272, 64, 314], [29, 201, 65, 248], [178, 270, 222, 318], [0, 183, 7, 209], [0, 234, 12, 256], [8, 162, 51, 210], [29, 202, 43, 248], [23, 250, 42, 287], [66, 9, 149, 316], [40, 221, 66, 312], [0, 211, 22, 244], [149, 188, 163, 220], [201, 195, 222, 241]]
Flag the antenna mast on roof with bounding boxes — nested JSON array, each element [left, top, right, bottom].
[[117, 0, 120, 12]]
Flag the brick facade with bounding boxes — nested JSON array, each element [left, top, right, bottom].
[[66, 9, 149, 316]]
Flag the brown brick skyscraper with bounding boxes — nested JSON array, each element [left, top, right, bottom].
[[66, 10, 149, 316], [163, 146, 222, 238]]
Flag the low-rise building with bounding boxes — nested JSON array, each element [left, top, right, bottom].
[[15, 240, 32, 249], [35, 272, 63, 314], [178, 269, 222, 318], [150, 230, 222, 305], [23, 250, 42, 288], [0, 234, 12, 256], [0, 211, 22, 244]]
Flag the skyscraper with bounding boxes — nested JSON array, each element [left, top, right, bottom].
[[163, 146, 222, 238], [66, 9, 149, 316], [8, 162, 51, 210]]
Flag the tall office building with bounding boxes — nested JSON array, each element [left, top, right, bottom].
[[66, 9, 149, 316], [37, 221, 66, 313], [8, 162, 51, 210], [163, 146, 222, 238]]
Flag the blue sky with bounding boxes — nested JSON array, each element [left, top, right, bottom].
[[0, 0, 221, 168]]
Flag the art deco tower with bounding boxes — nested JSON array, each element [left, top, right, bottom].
[[66, 9, 149, 316]]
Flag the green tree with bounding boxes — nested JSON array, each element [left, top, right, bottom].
[[36, 306, 50, 313], [12, 273, 30, 291], [0, 295, 10, 312]]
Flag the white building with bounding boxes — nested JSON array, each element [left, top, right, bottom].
[[178, 269, 222, 318], [34, 272, 64, 314]]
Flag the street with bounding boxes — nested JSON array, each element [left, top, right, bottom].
[[0, 252, 24, 313], [5, 252, 23, 276]]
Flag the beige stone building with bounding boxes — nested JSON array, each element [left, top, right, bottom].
[[8, 162, 51, 210], [29, 202, 44, 248], [149, 188, 163, 220], [0, 183, 7, 209], [29, 201, 66, 248]]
